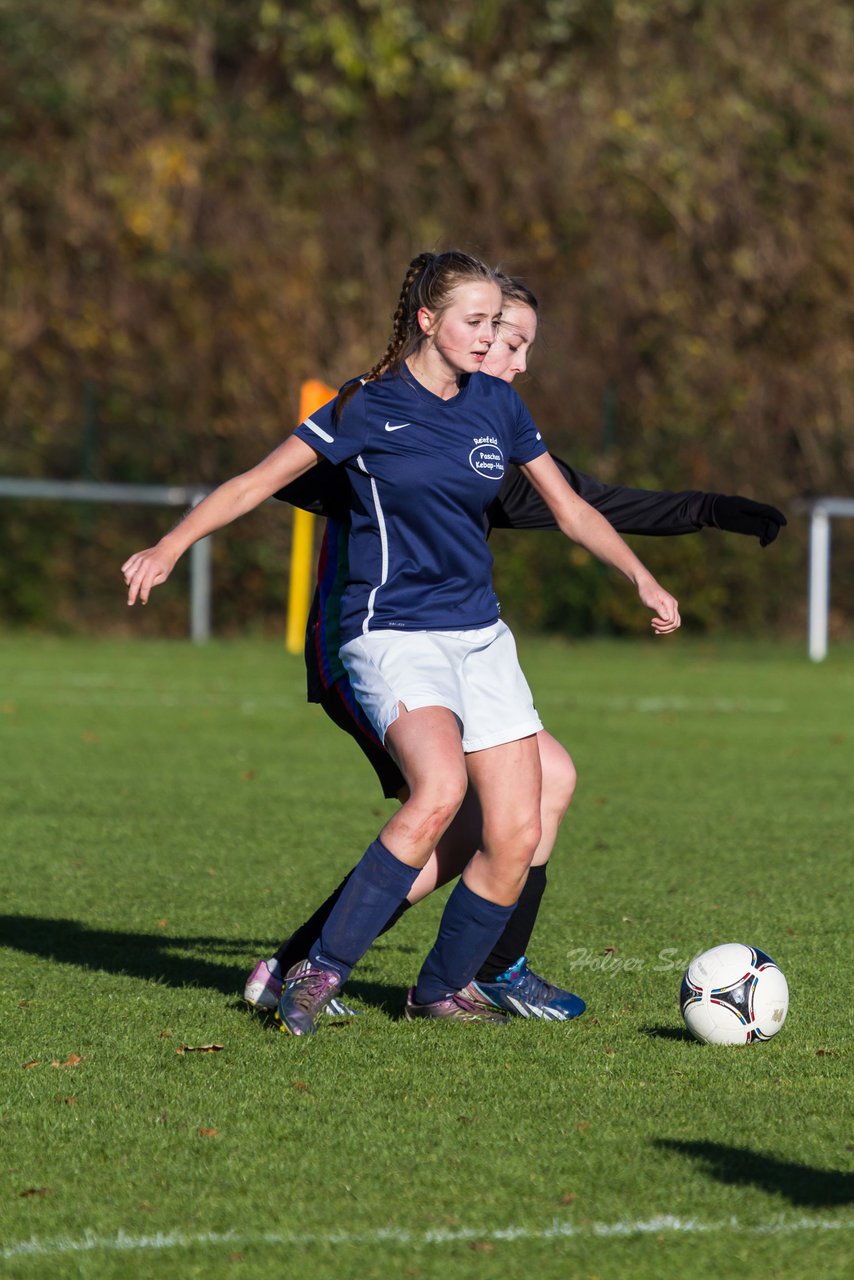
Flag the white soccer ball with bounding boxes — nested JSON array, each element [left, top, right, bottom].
[[679, 943, 788, 1045]]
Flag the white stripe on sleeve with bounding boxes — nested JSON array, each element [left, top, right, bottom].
[[303, 417, 335, 444]]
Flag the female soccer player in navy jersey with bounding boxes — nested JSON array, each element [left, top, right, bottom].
[[243, 274, 786, 1023], [125, 250, 683, 1035]]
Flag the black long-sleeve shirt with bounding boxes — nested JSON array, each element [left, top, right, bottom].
[[276, 455, 717, 536]]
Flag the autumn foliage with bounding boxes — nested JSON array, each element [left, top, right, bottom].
[[1, 1, 852, 634]]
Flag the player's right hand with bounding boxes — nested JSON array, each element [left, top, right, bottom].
[[637, 575, 681, 635], [122, 544, 177, 606]]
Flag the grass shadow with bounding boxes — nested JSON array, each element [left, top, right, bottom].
[[1, 914, 403, 1012], [344, 978, 404, 1017], [653, 1138, 854, 1208], [1, 913, 266, 997], [640, 1025, 695, 1042]]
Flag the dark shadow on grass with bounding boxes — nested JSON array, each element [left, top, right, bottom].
[[0, 914, 401, 1012], [653, 1139, 854, 1208], [1, 913, 268, 997], [640, 1025, 696, 1042], [344, 978, 403, 1017]]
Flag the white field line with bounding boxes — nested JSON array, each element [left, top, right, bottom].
[[3, 1215, 852, 1260], [11, 673, 786, 716]]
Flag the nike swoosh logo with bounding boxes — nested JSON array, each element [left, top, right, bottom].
[[384, 421, 411, 432]]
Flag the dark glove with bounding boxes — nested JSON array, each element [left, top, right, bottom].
[[710, 495, 787, 547]]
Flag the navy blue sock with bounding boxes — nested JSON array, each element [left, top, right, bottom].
[[415, 879, 516, 1005], [476, 863, 548, 982], [273, 874, 413, 974], [309, 838, 419, 983]]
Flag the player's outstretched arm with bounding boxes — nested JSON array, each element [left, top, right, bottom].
[[518, 453, 680, 635], [488, 455, 786, 544], [122, 435, 320, 606]]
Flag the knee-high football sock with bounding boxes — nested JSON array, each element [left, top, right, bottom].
[[273, 873, 351, 973], [414, 878, 516, 1006], [272, 872, 412, 975], [475, 863, 548, 982], [308, 838, 419, 983]]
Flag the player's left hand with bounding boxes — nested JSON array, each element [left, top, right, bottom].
[[711, 495, 787, 546]]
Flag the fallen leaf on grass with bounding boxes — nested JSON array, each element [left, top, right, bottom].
[[57, 1096, 77, 1105], [176, 1044, 224, 1055], [158, 1030, 172, 1039], [604, 1046, 616, 1056], [558, 1192, 577, 1205], [603, 945, 617, 956], [468, 1241, 494, 1253], [51, 1053, 83, 1068], [21, 1059, 39, 1069], [815, 1047, 835, 1057], [575, 1122, 591, 1131], [20, 1187, 50, 1198], [291, 1080, 309, 1092], [198, 1127, 219, 1138], [156, 919, 168, 929], [18, 1000, 33, 1008]]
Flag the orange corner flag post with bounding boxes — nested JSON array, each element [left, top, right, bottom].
[[285, 379, 337, 654]]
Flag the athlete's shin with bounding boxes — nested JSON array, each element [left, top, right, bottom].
[[475, 863, 549, 983], [309, 838, 419, 983], [414, 877, 517, 1005]]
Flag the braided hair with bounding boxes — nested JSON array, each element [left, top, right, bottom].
[[335, 250, 497, 418]]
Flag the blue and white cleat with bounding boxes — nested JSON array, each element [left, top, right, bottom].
[[464, 956, 586, 1021]]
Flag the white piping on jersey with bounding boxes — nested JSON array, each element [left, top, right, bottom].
[[357, 455, 389, 633], [303, 417, 334, 444]]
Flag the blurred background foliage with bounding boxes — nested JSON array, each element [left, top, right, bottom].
[[1, 0, 852, 637]]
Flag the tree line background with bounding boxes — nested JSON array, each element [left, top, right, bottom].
[[1, 0, 852, 639]]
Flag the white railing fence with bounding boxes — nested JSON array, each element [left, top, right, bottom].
[[0, 478, 214, 643], [802, 497, 854, 662], [1, 478, 851, 657]]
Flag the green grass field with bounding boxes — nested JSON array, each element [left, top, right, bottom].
[[1, 634, 852, 1279]]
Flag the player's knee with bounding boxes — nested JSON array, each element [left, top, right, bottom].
[[519, 810, 543, 863], [540, 741, 577, 822], [484, 807, 542, 869], [406, 771, 468, 843]]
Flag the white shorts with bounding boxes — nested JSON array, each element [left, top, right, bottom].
[[339, 620, 543, 753]]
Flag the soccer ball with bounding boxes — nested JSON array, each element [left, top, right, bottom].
[[679, 943, 788, 1045]]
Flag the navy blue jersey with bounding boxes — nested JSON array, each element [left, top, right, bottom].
[[294, 369, 547, 643]]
